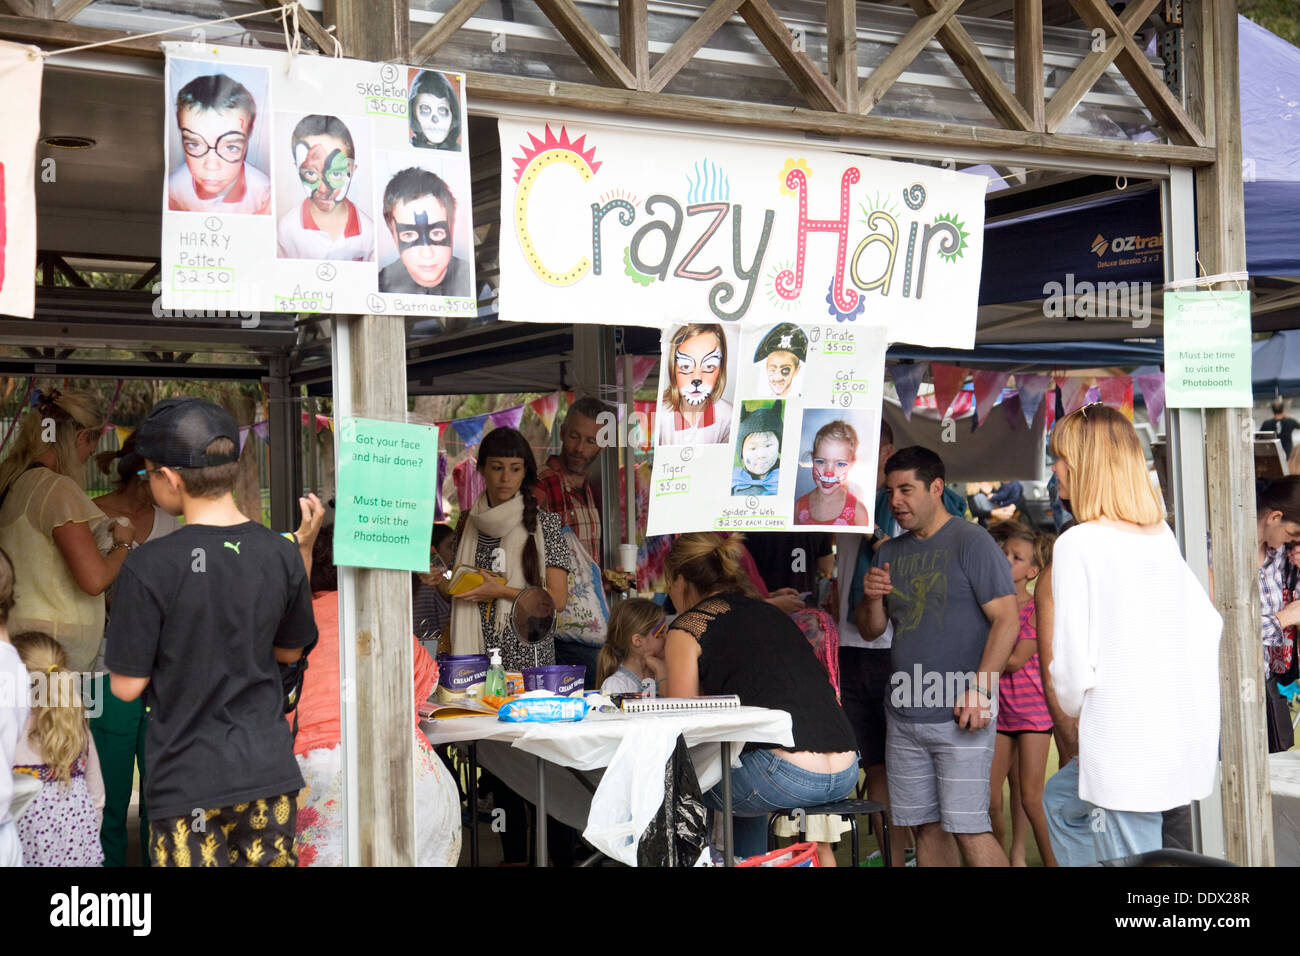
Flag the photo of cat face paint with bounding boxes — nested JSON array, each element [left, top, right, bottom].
[[792, 413, 872, 527], [657, 323, 734, 446]]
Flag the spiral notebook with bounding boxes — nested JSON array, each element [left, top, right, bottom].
[[620, 695, 741, 714]]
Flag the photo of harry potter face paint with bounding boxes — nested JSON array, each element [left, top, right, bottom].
[[290, 115, 357, 216], [662, 323, 727, 412], [753, 322, 807, 399], [381, 168, 457, 292], [408, 70, 462, 150], [731, 402, 783, 497], [175, 74, 258, 202]]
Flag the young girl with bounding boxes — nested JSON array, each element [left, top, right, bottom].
[[596, 598, 667, 695], [793, 420, 869, 526], [11, 631, 105, 866], [988, 523, 1057, 867]]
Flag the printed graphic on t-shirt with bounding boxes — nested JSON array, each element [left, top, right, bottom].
[[888, 548, 950, 636]]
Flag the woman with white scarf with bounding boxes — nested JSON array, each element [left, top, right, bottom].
[[450, 427, 570, 668]]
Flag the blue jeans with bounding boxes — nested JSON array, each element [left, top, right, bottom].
[[702, 748, 859, 858], [1043, 758, 1163, 866]]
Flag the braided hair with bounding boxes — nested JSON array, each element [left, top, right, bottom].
[[475, 427, 542, 586]]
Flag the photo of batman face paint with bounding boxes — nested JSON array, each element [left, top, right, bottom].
[[294, 133, 354, 213], [389, 194, 453, 289]]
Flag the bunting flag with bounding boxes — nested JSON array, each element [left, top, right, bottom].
[[1133, 366, 1166, 430], [1001, 392, 1023, 431], [616, 356, 659, 393], [889, 363, 928, 420], [452, 414, 488, 448], [238, 425, 251, 454], [972, 371, 1010, 428], [1015, 374, 1051, 429], [435, 453, 448, 522], [452, 457, 486, 512], [528, 392, 561, 433], [1098, 375, 1134, 421], [316, 414, 332, 433], [1059, 377, 1091, 416], [930, 364, 968, 419], [1044, 388, 1057, 433], [1085, 385, 1100, 405], [115, 425, 133, 448], [489, 405, 524, 431], [252, 421, 271, 445], [436, 421, 450, 446]]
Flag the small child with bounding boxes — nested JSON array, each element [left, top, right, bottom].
[[595, 598, 667, 696], [793, 420, 869, 526], [106, 397, 317, 867], [731, 404, 782, 496], [0, 548, 29, 866], [12, 631, 105, 866], [988, 521, 1056, 867], [168, 73, 271, 215]]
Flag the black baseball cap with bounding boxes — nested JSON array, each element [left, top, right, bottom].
[[135, 397, 240, 468]]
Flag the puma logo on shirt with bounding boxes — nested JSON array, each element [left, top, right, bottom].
[[223, 541, 241, 555]]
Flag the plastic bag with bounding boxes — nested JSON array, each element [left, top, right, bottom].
[[636, 734, 707, 868]]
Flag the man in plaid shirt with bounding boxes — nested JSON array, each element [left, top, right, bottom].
[[535, 396, 613, 682]]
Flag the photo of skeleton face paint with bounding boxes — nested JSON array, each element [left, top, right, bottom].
[[751, 322, 808, 399], [378, 165, 470, 297], [731, 401, 783, 496], [166, 62, 272, 215], [407, 69, 462, 151], [275, 113, 376, 262], [792, 411, 872, 526], [657, 322, 735, 446]]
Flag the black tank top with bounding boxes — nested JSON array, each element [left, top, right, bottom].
[[673, 591, 856, 754]]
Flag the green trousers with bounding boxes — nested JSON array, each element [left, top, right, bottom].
[[88, 676, 149, 868]]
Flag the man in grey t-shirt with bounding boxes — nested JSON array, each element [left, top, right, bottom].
[[861, 446, 1019, 867]]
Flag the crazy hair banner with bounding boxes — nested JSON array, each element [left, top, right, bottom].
[[160, 45, 474, 319], [0, 41, 42, 320], [646, 320, 886, 536], [498, 119, 986, 349]]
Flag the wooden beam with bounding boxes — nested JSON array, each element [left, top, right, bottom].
[[907, 0, 1035, 132], [0, 12, 161, 56], [618, 0, 649, 89], [1068, 0, 1206, 146], [1013, 0, 1044, 131], [858, 0, 963, 116], [1046, 0, 1159, 132], [52, 0, 93, 22], [411, 0, 486, 63], [737, 0, 844, 112], [257, 0, 336, 54], [536, 0, 636, 89], [1187, 0, 1270, 867], [826, 0, 857, 112], [470, 68, 1214, 167], [647, 0, 743, 94], [321, 0, 407, 63], [3, 0, 36, 18]]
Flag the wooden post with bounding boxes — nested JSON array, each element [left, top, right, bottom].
[[321, 0, 416, 867], [1186, 0, 1272, 865]]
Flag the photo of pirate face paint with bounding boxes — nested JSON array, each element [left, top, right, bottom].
[[295, 133, 355, 213], [752, 322, 808, 399], [765, 352, 801, 397], [179, 106, 250, 200], [389, 195, 453, 289], [674, 333, 723, 407]]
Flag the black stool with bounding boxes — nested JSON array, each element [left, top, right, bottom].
[[768, 799, 893, 868]]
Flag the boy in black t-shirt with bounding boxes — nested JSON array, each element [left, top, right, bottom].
[[107, 398, 317, 867]]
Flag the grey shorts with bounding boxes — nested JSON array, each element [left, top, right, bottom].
[[885, 712, 996, 832]]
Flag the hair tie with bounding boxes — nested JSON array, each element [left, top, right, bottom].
[[45, 664, 56, 673]]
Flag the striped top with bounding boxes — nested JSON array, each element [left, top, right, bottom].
[[997, 600, 1052, 733]]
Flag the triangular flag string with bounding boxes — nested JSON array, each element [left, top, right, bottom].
[[930, 364, 968, 420], [889, 363, 928, 420]]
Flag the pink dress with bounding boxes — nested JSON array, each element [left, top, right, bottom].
[[996, 600, 1053, 733], [794, 491, 860, 526]]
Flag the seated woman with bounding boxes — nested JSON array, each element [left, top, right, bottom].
[[662, 532, 858, 859]]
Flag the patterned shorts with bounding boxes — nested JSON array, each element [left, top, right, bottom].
[[150, 792, 299, 867]]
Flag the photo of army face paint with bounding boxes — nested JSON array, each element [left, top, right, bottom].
[[390, 195, 453, 289], [295, 134, 354, 212]]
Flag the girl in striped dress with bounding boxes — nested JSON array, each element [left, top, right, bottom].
[[988, 523, 1057, 866]]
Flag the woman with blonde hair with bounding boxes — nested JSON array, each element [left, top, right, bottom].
[[1042, 404, 1221, 865], [12, 630, 105, 866], [663, 532, 857, 860], [0, 389, 135, 673]]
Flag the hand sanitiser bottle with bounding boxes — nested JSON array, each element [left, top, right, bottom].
[[484, 647, 506, 698]]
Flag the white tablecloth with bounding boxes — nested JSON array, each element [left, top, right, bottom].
[[1270, 750, 1300, 866], [421, 706, 793, 865]]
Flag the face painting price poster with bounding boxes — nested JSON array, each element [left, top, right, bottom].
[[647, 321, 886, 536], [160, 44, 475, 321], [334, 417, 437, 571]]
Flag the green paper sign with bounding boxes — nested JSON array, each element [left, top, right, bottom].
[[333, 417, 438, 571], [1163, 289, 1252, 409]]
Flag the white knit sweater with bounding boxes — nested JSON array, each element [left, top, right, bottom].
[[1050, 522, 1222, 812]]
